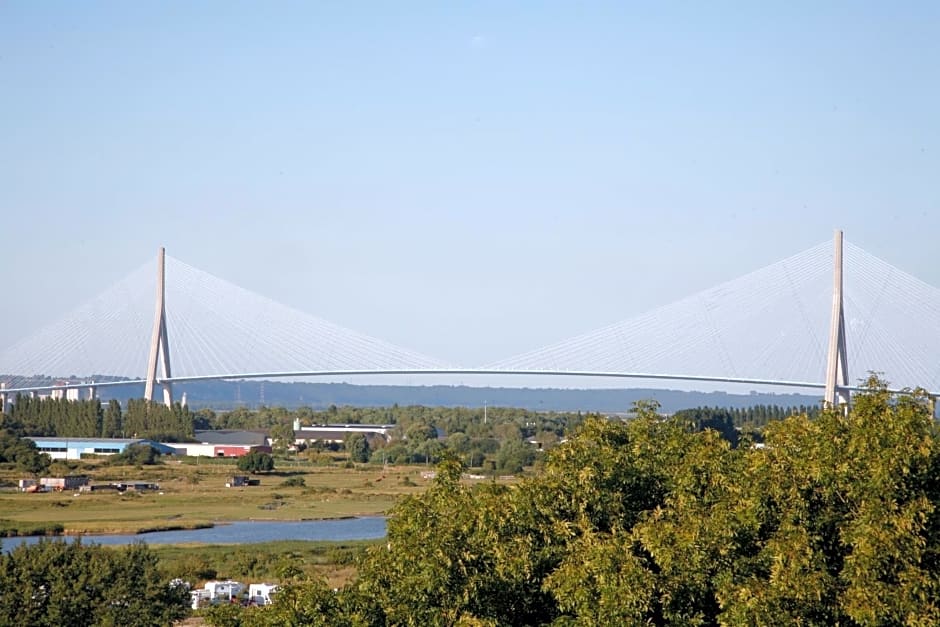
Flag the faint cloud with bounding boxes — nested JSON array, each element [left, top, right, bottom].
[[470, 34, 486, 49]]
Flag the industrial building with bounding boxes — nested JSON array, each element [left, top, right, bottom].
[[27, 437, 178, 461], [292, 421, 393, 446], [167, 430, 271, 457]]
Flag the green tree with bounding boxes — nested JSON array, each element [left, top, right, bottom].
[[202, 602, 247, 626], [212, 379, 940, 625], [101, 399, 123, 438], [356, 455, 555, 626], [269, 420, 295, 455], [494, 438, 536, 473], [546, 379, 940, 625], [258, 578, 348, 626], [237, 450, 275, 474], [716, 377, 940, 624], [405, 422, 438, 443], [345, 432, 371, 463], [0, 429, 51, 475], [0, 539, 188, 626], [348, 383, 940, 625], [110, 442, 160, 466]]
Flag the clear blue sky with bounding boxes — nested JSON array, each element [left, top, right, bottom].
[[1, 2, 938, 367]]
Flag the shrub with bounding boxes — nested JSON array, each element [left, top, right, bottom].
[[237, 451, 274, 474]]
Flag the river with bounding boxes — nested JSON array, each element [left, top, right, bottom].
[[1, 517, 386, 553]]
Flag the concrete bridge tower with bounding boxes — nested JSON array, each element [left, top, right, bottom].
[[144, 247, 174, 407], [824, 230, 849, 407]]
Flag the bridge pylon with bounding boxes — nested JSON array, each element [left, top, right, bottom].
[[144, 247, 174, 407], [824, 229, 849, 407]]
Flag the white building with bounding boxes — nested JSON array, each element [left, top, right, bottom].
[[27, 437, 177, 461], [248, 583, 278, 606], [191, 580, 273, 608], [189, 588, 212, 609], [292, 421, 394, 446], [206, 580, 244, 600]]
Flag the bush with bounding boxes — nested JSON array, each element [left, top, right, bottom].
[[0, 540, 189, 625], [345, 432, 371, 463], [110, 443, 161, 466], [0, 429, 50, 475], [237, 451, 274, 474]]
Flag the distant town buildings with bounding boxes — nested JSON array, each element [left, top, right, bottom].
[[22, 423, 398, 460]]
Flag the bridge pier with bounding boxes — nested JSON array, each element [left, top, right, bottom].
[[144, 247, 174, 408], [824, 229, 850, 408], [0, 382, 6, 414]]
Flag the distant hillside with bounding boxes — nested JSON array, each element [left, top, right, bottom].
[[91, 379, 821, 414]]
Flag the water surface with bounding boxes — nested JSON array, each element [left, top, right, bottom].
[[1, 517, 386, 553]]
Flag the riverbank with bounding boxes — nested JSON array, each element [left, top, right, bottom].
[[1, 517, 388, 582], [0, 520, 217, 537]]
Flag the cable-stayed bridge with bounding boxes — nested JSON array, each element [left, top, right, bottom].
[[1, 231, 939, 408]]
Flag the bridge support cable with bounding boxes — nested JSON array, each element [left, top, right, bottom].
[[483, 240, 835, 384], [5, 233, 940, 397], [144, 247, 174, 407]]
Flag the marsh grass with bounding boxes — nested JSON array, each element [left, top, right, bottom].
[[149, 538, 377, 587]]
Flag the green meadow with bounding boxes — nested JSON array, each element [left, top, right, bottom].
[[0, 458, 433, 535]]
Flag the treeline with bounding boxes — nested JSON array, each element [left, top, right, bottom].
[[208, 377, 940, 625], [243, 404, 587, 474], [674, 404, 822, 445], [201, 403, 581, 437], [7, 396, 195, 441], [675, 403, 820, 429], [372, 406, 582, 473], [368, 418, 565, 473], [206, 404, 586, 473]]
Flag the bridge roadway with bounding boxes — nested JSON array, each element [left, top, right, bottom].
[[0, 368, 906, 396]]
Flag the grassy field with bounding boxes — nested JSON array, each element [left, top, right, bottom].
[[151, 539, 378, 588], [0, 458, 437, 535]]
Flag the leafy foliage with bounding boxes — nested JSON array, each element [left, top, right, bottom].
[[109, 442, 161, 466], [0, 540, 188, 626], [673, 403, 821, 434], [9, 395, 195, 440], [345, 432, 371, 464], [0, 427, 50, 475], [192, 377, 940, 625], [202, 577, 348, 627], [402, 381, 939, 623], [268, 419, 296, 454], [237, 450, 275, 473], [206, 403, 583, 469]]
